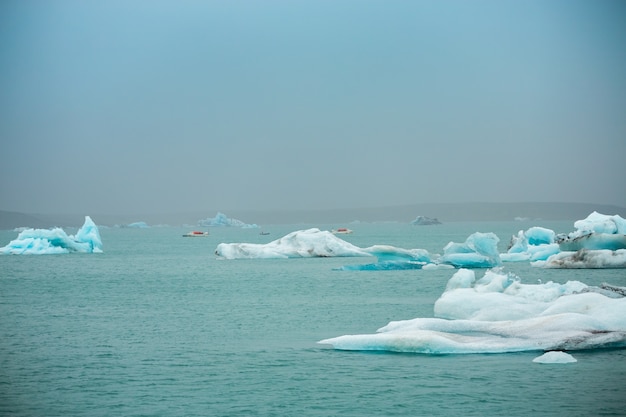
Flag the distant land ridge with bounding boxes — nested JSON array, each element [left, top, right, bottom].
[[1, 202, 625, 229]]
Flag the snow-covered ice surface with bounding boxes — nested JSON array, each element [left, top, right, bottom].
[[215, 228, 371, 259], [319, 268, 626, 354]]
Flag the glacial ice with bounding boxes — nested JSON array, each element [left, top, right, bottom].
[[532, 351, 577, 364], [533, 249, 626, 269], [439, 232, 501, 268], [199, 212, 258, 228], [501, 227, 560, 262], [125, 221, 149, 228], [318, 268, 626, 354], [215, 228, 371, 259], [0, 216, 103, 255], [502, 212, 626, 268], [214, 212, 626, 268]]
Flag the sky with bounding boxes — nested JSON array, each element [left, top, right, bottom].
[[1, 0, 625, 216]]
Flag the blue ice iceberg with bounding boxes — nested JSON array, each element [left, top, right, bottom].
[[0, 216, 103, 255], [556, 212, 626, 252], [319, 268, 626, 354], [501, 226, 560, 262], [439, 232, 501, 268], [534, 212, 626, 268], [199, 212, 258, 228], [338, 245, 432, 271]]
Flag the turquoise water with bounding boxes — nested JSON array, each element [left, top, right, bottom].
[[1, 221, 625, 416]]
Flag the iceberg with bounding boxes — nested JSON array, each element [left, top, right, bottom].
[[126, 221, 149, 228], [215, 212, 626, 270], [527, 212, 626, 269], [319, 268, 626, 354], [215, 229, 438, 265], [501, 227, 560, 262], [410, 216, 441, 226], [0, 216, 103, 255], [533, 249, 626, 269], [439, 232, 501, 268], [556, 212, 626, 252], [215, 228, 371, 259], [532, 351, 577, 364], [338, 245, 432, 271], [199, 212, 258, 228]]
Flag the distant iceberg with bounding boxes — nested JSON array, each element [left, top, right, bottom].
[[125, 221, 149, 228], [319, 268, 626, 354], [410, 216, 441, 226], [0, 216, 103, 255], [199, 212, 258, 228]]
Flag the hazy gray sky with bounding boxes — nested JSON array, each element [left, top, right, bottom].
[[1, 0, 625, 215]]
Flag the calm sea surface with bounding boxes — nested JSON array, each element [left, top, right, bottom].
[[1, 221, 625, 416]]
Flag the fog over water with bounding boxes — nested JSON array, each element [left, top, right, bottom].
[[1, 1, 625, 221]]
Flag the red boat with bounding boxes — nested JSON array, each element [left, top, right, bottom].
[[183, 231, 209, 237]]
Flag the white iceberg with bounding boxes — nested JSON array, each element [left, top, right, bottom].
[[0, 216, 103, 255], [215, 228, 371, 259], [533, 351, 577, 364], [126, 221, 149, 228], [199, 212, 258, 228], [319, 268, 626, 354]]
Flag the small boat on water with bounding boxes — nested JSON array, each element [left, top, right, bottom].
[[332, 228, 353, 234], [259, 231, 270, 235], [183, 231, 209, 237]]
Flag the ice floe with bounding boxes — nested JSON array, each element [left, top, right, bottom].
[[319, 268, 626, 354]]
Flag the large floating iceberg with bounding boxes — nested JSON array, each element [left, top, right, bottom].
[[0, 216, 103, 255], [319, 268, 626, 354], [215, 228, 371, 259], [556, 211, 626, 251]]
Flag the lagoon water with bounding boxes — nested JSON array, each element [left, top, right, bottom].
[[1, 221, 625, 416]]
